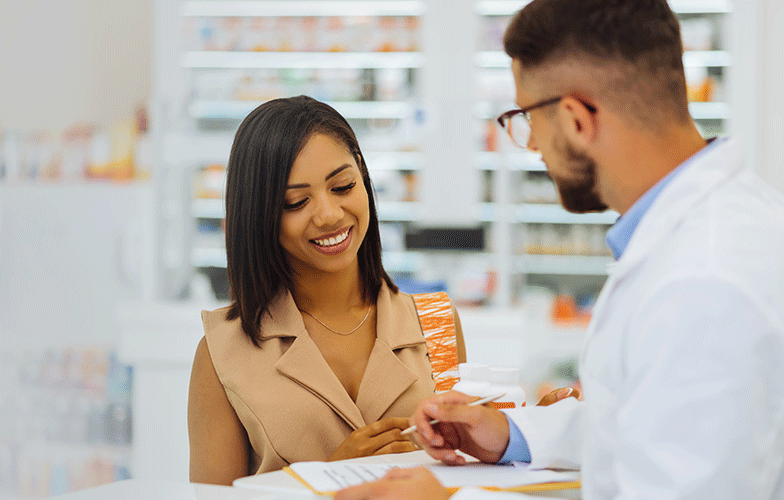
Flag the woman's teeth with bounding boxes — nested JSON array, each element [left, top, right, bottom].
[[313, 229, 349, 247]]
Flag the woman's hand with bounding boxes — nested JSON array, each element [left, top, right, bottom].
[[536, 387, 581, 406], [329, 417, 417, 462]]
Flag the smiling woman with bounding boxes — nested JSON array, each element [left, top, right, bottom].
[[186, 96, 466, 486]]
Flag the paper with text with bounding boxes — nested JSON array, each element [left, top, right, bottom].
[[287, 460, 579, 493]]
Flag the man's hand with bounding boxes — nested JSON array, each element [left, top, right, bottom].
[[329, 418, 417, 462], [409, 391, 511, 465], [334, 467, 451, 500]]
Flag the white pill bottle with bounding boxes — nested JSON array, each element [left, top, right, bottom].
[[451, 363, 490, 397], [486, 366, 527, 409]]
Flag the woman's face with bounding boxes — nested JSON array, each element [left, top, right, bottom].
[[279, 133, 370, 277]]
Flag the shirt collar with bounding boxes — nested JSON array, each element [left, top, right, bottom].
[[605, 136, 725, 260]]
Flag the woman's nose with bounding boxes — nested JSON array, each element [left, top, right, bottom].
[[312, 195, 342, 228]]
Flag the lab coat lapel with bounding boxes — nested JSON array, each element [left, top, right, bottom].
[[267, 292, 367, 431], [354, 284, 422, 424]]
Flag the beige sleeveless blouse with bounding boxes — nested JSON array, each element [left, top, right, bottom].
[[201, 282, 439, 475]]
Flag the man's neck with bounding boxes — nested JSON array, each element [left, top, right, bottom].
[[598, 121, 707, 215]]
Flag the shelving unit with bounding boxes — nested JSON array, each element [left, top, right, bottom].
[[167, 0, 431, 292], [472, 0, 734, 306], [152, 0, 737, 308]]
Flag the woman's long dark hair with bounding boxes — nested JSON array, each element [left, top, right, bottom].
[[224, 96, 397, 345]]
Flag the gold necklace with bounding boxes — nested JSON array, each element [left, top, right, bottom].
[[299, 306, 372, 336]]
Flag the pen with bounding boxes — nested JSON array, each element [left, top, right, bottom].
[[400, 392, 506, 436]]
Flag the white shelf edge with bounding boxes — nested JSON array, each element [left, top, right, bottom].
[[182, 1, 426, 18], [182, 51, 426, 69], [192, 198, 225, 219], [382, 251, 422, 273], [475, 0, 730, 16], [515, 254, 613, 275], [682, 50, 731, 67], [475, 151, 547, 171], [377, 201, 423, 221], [689, 101, 729, 120], [189, 100, 414, 120], [477, 50, 730, 69], [474, 1, 533, 16], [516, 204, 619, 225], [192, 247, 227, 268], [365, 151, 425, 170]]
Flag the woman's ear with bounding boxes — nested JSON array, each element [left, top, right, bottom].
[[558, 96, 597, 151]]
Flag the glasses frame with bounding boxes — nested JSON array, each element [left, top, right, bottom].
[[496, 96, 597, 148]]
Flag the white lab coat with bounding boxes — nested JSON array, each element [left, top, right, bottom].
[[454, 137, 784, 500]]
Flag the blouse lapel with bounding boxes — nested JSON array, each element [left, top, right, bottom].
[[354, 284, 425, 424], [266, 291, 367, 430]]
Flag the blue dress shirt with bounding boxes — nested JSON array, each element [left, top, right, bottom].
[[499, 137, 722, 464]]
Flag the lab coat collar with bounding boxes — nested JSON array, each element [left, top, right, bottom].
[[612, 136, 741, 275], [584, 137, 742, 346]]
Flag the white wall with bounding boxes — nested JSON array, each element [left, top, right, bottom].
[[0, 0, 152, 133], [758, 0, 784, 194]]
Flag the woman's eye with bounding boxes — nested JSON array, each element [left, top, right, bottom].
[[333, 181, 356, 194], [284, 199, 307, 210]]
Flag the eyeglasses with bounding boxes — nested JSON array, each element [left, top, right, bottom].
[[496, 96, 597, 148], [496, 96, 564, 148]]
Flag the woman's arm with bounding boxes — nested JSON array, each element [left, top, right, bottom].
[[188, 336, 251, 485]]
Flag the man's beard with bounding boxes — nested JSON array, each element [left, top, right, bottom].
[[549, 133, 608, 214]]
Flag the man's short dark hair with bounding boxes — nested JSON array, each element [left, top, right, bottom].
[[504, 0, 691, 124]]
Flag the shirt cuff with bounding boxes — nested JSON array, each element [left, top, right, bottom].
[[497, 412, 531, 463]]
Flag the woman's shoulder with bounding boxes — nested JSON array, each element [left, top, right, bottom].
[[201, 304, 240, 340]]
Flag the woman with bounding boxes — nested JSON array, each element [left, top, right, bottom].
[[187, 96, 467, 485]]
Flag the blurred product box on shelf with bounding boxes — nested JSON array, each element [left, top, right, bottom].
[[0, 109, 151, 184], [680, 17, 715, 51], [0, 347, 133, 498], [520, 224, 612, 257], [194, 164, 227, 199], [183, 16, 421, 53]]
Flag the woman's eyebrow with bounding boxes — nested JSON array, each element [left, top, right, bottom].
[[285, 164, 353, 190]]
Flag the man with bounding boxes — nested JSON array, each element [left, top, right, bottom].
[[335, 0, 784, 499]]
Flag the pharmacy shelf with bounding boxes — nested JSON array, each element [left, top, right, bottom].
[[515, 204, 619, 225], [163, 132, 423, 169], [182, 1, 426, 17], [475, 99, 729, 123], [193, 200, 426, 222], [365, 151, 425, 170], [182, 51, 426, 69], [474, 0, 730, 16], [475, 50, 730, 69], [192, 247, 427, 272], [515, 254, 613, 276], [377, 201, 424, 221], [475, 151, 547, 171], [189, 100, 415, 120]]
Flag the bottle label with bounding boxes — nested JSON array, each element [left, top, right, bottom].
[[491, 402, 515, 409]]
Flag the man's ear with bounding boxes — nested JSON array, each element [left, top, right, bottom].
[[558, 96, 597, 150]]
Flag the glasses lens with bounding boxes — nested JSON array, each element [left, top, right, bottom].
[[506, 113, 530, 148]]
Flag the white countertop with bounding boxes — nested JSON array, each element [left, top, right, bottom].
[[47, 479, 307, 500]]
